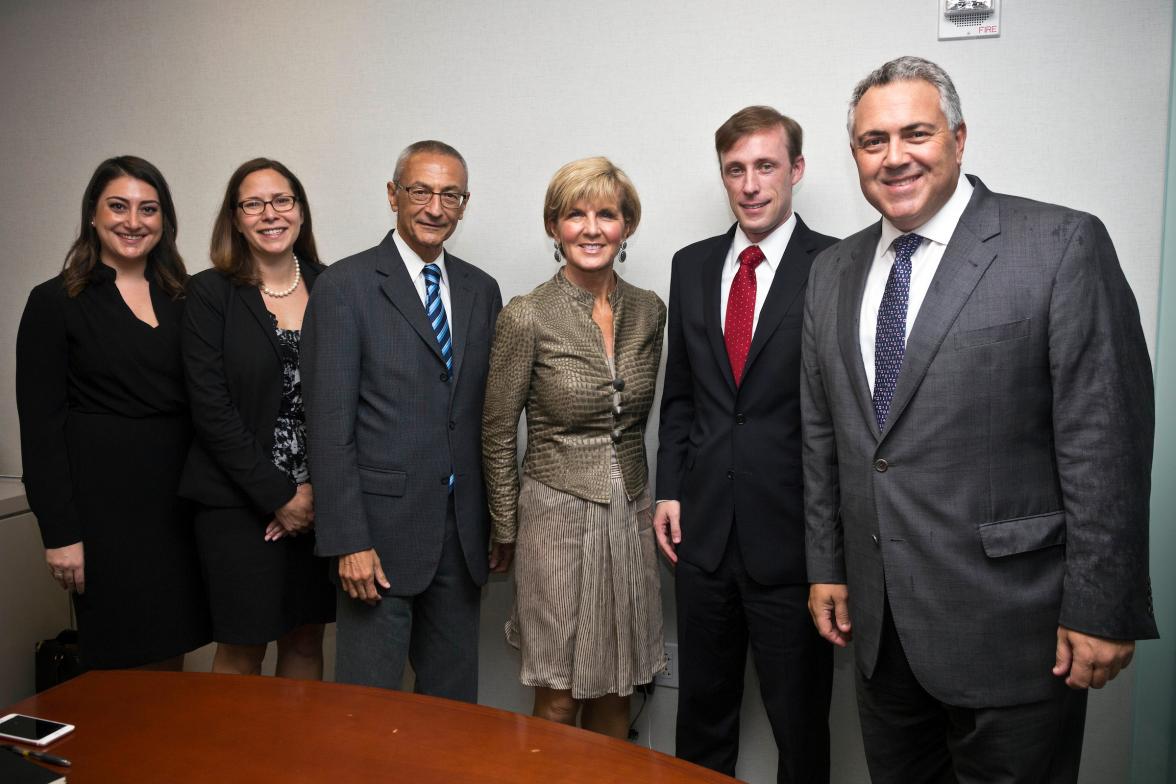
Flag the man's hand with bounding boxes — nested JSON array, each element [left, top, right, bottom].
[[339, 548, 390, 605], [46, 542, 85, 594], [653, 501, 682, 563], [808, 583, 852, 647], [489, 541, 515, 574], [1053, 626, 1135, 689]]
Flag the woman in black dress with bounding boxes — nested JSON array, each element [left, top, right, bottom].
[[180, 158, 334, 678], [16, 156, 211, 670]]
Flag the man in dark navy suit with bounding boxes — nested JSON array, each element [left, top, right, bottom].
[[303, 140, 506, 702], [655, 106, 836, 783]]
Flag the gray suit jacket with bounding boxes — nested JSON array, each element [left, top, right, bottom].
[[802, 176, 1157, 708], [302, 230, 503, 594]]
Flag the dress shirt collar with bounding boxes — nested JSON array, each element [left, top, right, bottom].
[[729, 212, 797, 271], [878, 173, 973, 252], [393, 230, 448, 288]]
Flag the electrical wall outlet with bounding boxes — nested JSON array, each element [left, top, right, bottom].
[[655, 642, 679, 688]]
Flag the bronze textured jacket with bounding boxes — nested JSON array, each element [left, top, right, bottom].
[[482, 269, 666, 543]]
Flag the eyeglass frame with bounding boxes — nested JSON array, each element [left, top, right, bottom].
[[237, 195, 299, 215], [393, 183, 469, 210]]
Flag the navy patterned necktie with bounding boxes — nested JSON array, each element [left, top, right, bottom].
[[423, 263, 453, 373], [872, 233, 923, 430], [423, 263, 455, 492]]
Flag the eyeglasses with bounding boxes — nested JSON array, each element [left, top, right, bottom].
[[237, 195, 298, 215], [395, 184, 468, 210]]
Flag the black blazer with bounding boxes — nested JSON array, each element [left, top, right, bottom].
[[656, 216, 837, 585], [179, 259, 324, 513]]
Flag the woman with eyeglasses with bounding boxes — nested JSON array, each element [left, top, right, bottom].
[[16, 156, 210, 669], [482, 157, 667, 737], [179, 158, 334, 678]]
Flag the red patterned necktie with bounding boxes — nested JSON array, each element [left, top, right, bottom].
[[725, 244, 765, 387]]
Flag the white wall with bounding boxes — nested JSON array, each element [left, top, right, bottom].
[[1, 2, 1169, 782]]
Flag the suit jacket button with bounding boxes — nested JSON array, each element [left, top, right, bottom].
[[449, 421, 456, 430], [726, 470, 735, 480], [611, 429, 623, 443], [874, 458, 888, 472], [440, 372, 449, 382], [612, 378, 625, 391], [440, 476, 449, 485], [735, 414, 746, 425], [871, 534, 880, 547]]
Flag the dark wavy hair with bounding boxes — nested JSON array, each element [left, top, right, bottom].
[[62, 156, 186, 298], [210, 158, 322, 285]]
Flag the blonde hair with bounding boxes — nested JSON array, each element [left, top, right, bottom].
[[543, 157, 641, 237]]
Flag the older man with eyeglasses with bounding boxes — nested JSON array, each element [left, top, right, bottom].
[[302, 140, 505, 700]]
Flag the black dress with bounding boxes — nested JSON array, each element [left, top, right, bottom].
[[15, 266, 211, 669]]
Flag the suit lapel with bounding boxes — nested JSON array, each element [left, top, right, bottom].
[[240, 286, 282, 363], [375, 231, 446, 366], [744, 217, 817, 377], [703, 226, 738, 394], [837, 225, 882, 440], [884, 181, 1000, 436], [445, 252, 476, 390]]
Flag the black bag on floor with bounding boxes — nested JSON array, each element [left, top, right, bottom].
[[35, 629, 85, 692]]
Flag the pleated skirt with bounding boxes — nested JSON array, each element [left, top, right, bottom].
[[506, 458, 666, 699]]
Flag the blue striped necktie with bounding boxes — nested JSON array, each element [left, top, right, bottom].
[[423, 263, 455, 492], [423, 263, 453, 372], [872, 233, 923, 431]]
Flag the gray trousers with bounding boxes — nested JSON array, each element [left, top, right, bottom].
[[334, 500, 480, 702]]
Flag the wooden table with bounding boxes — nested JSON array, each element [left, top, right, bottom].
[[4, 671, 738, 782]]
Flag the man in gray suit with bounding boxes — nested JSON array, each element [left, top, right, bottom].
[[303, 140, 507, 701], [803, 57, 1158, 782]]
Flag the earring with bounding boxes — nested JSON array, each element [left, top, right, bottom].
[[553, 240, 561, 263], [618, 240, 628, 263]]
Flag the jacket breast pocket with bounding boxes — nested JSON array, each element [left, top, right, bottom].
[[978, 510, 1065, 558], [954, 318, 1030, 350], [358, 466, 407, 497]]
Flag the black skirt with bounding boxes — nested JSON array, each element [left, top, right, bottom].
[[194, 505, 335, 645]]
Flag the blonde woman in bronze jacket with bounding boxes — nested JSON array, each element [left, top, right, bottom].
[[482, 157, 666, 738]]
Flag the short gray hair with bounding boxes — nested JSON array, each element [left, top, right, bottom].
[[392, 140, 468, 184], [847, 56, 964, 138]]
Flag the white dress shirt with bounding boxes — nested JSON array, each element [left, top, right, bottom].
[[721, 212, 798, 336], [859, 175, 973, 392], [394, 231, 454, 335]]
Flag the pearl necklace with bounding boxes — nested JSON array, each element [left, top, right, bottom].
[[260, 255, 301, 298]]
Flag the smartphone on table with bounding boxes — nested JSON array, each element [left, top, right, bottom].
[[0, 714, 74, 746]]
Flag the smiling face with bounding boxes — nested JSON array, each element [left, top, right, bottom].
[[552, 196, 627, 276], [719, 126, 804, 243], [851, 79, 967, 232], [233, 168, 303, 263], [388, 152, 468, 263], [92, 176, 163, 267]]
